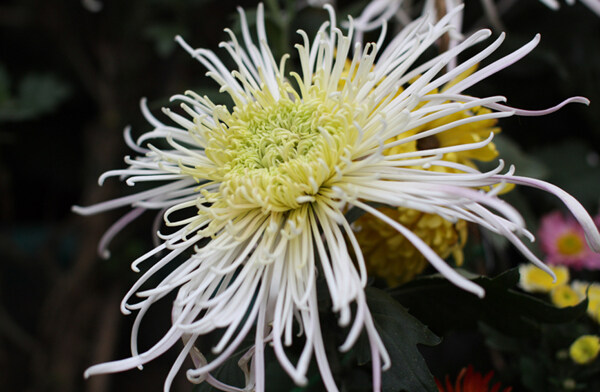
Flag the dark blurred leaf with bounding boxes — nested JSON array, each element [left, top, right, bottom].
[[193, 335, 256, 392], [0, 72, 71, 121], [144, 24, 188, 57], [344, 202, 388, 225], [532, 140, 600, 210], [19, 73, 71, 114], [519, 355, 548, 391], [390, 268, 588, 336], [193, 352, 247, 392], [0, 65, 10, 103], [147, 0, 213, 5], [193, 338, 304, 392], [478, 322, 521, 352], [490, 134, 549, 179], [364, 286, 441, 392], [344, 206, 366, 225]]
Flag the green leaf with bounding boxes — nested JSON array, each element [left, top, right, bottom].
[[519, 355, 548, 391], [144, 24, 187, 57], [344, 202, 387, 225], [18, 73, 71, 115], [365, 286, 441, 392], [193, 353, 247, 392], [0, 72, 71, 121], [0, 65, 10, 103], [344, 206, 366, 225], [390, 268, 588, 337], [479, 134, 549, 179]]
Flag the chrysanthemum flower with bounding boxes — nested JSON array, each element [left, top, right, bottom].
[[354, 67, 500, 286], [436, 365, 512, 392], [352, 0, 464, 54], [550, 285, 583, 308], [572, 280, 600, 322], [352, 0, 600, 43], [539, 211, 600, 270], [569, 335, 600, 365], [519, 264, 570, 293], [538, 0, 600, 15], [74, 4, 600, 391], [354, 206, 468, 285]]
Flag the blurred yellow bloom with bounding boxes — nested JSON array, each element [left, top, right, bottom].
[[569, 335, 600, 365], [518, 264, 569, 293], [572, 281, 600, 322], [550, 285, 583, 308]]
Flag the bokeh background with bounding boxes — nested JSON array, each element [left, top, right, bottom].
[[1, 1, 599, 391]]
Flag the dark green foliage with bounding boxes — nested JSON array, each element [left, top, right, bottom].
[[532, 140, 600, 211], [364, 287, 442, 392], [390, 268, 588, 337], [0, 66, 71, 121]]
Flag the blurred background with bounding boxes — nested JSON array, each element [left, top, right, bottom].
[[1, 0, 599, 391]]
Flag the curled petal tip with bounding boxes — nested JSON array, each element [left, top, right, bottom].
[[549, 268, 558, 283], [463, 280, 486, 298], [294, 376, 309, 387], [72, 205, 87, 215], [98, 173, 109, 186], [475, 288, 485, 299], [587, 232, 600, 253], [500, 175, 600, 253]]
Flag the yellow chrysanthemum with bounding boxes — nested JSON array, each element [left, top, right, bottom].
[[354, 207, 467, 285], [354, 67, 501, 285], [518, 264, 569, 293], [569, 335, 600, 365], [414, 66, 502, 166], [550, 285, 583, 308], [572, 281, 600, 322]]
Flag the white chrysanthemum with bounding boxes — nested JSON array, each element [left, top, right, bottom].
[[74, 4, 600, 392], [352, 0, 600, 43], [539, 0, 600, 15], [352, 0, 462, 40]]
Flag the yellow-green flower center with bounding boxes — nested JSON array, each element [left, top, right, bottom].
[[551, 285, 582, 308], [570, 335, 600, 365], [557, 232, 584, 255], [202, 89, 356, 213]]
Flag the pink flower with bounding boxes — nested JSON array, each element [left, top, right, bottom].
[[539, 211, 600, 270]]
